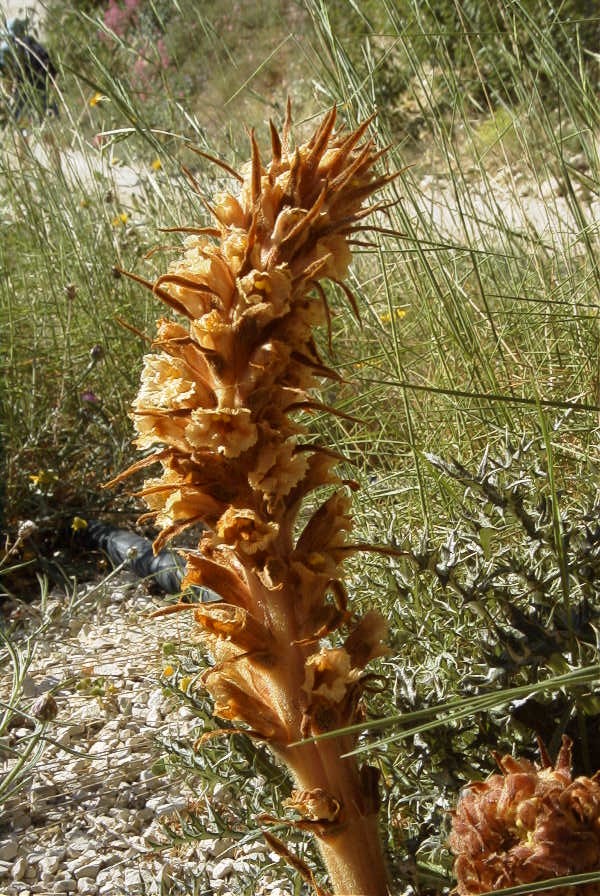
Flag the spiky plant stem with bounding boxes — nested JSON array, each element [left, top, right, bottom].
[[115, 104, 395, 896]]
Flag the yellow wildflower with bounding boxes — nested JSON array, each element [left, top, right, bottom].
[[111, 212, 129, 227], [379, 307, 407, 324], [151, 158, 162, 171], [162, 665, 175, 677], [89, 92, 105, 107], [29, 469, 58, 489], [71, 516, 88, 532]]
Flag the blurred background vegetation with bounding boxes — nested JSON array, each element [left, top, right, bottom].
[[1, 0, 600, 892]]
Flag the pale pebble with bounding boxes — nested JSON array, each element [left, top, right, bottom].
[[211, 857, 235, 880], [11, 857, 27, 880], [53, 879, 76, 893], [39, 855, 60, 874], [0, 838, 19, 862], [76, 878, 98, 895]]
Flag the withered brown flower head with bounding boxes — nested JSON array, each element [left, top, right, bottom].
[[449, 736, 600, 896], [115, 104, 396, 895]]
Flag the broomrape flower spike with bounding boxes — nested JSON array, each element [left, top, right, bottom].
[[449, 736, 600, 895], [117, 103, 397, 896]]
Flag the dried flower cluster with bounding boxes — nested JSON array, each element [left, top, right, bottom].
[[449, 736, 600, 895], [117, 105, 394, 895]]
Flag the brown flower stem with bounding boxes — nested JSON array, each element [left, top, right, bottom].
[[285, 741, 391, 896], [320, 812, 390, 896], [259, 593, 390, 895]]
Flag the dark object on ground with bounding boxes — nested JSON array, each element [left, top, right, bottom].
[[84, 520, 219, 601], [0, 17, 59, 121]]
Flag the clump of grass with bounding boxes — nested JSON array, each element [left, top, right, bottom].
[[0, 535, 65, 810], [0, 124, 156, 530], [301, 0, 600, 890], [45, 0, 314, 153], [0, 0, 319, 537]]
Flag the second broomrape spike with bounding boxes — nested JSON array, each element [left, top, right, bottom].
[[450, 736, 600, 896], [119, 105, 396, 895]]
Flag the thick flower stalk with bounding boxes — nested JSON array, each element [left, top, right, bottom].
[[449, 736, 600, 895], [118, 106, 394, 895]]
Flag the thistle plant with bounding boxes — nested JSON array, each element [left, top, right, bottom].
[[116, 105, 394, 895]]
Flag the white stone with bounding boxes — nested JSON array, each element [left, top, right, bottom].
[[147, 688, 165, 711], [66, 837, 93, 858], [232, 858, 252, 876], [39, 854, 60, 875], [211, 857, 235, 880], [117, 695, 132, 715], [94, 870, 112, 888], [58, 724, 84, 746], [145, 796, 186, 817], [145, 708, 162, 726], [72, 860, 102, 880], [121, 733, 147, 749], [89, 740, 110, 756], [12, 727, 33, 739], [12, 857, 27, 880], [77, 703, 105, 724], [0, 837, 18, 861], [242, 841, 269, 855], [53, 879, 76, 893], [208, 881, 227, 895], [540, 176, 560, 199], [76, 878, 98, 894], [123, 869, 144, 890], [69, 758, 91, 774], [99, 720, 121, 735], [0, 859, 11, 876]]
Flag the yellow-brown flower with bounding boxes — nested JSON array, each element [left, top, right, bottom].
[[120, 104, 396, 896], [449, 736, 600, 895]]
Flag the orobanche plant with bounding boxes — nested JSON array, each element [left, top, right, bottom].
[[115, 105, 396, 895], [450, 736, 600, 895]]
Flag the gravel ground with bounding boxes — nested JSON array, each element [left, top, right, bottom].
[[0, 575, 296, 896]]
